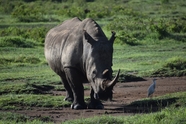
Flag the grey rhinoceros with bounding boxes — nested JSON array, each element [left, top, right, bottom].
[[45, 17, 120, 109]]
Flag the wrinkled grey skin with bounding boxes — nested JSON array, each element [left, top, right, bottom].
[[45, 17, 120, 109]]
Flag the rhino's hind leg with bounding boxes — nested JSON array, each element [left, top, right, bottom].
[[60, 77, 74, 102], [64, 68, 87, 109]]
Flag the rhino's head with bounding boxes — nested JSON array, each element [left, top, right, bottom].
[[84, 30, 120, 101], [94, 69, 120, 101]]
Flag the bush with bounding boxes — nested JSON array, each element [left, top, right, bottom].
[[0, 27, 25, 37], [66, 7, 86, 19], [164, 58, 186, 70], [0, 56, 41, 66], [106, 17, 147, 45], [0, 1, 21, 14], [14, 56, 41, 64], [106, 16, 186, 43], [117, 31, 141, 45], [151, 58, 186, 77], [0, 36, 36, 48], [167, 18, 186, 33], [0, 58, 13, 66], [26, 27, 49, 44], [149, 19, 169, 39], [11, 3, 47, 22], [0, 26, 50, 44], [86, 5, 112, 19]]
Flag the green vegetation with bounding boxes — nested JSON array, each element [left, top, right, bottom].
[[0, 112, 53, 124], [0, 0, 186, 123], [0, 94, 70, 110], [64, 92, 186, 124], [0, 26, 50, 44], [113, 42, 186, 78], [64, 107, 186, 124], [151, 57, 186, 77]]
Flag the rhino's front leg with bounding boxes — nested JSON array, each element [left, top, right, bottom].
[[64, 68, 87, 109], [88, 88, 104, 109]]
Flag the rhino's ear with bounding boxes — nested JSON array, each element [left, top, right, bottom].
[[83, 30, 95, 45], [109, 31, 116, 44]]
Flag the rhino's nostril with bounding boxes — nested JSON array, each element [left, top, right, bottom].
[[94, 93, 99, 100]]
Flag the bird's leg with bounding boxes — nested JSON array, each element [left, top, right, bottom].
[[150, 94, 153, 99]]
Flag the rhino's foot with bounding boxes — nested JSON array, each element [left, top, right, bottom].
[[88, 100, 104, 109], [64, 97, 73, 102], [71, 103, 87, 110]]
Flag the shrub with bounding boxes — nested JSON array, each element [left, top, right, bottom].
[[0, 36, 36, 48], [0, 58, 13, 66], [106, 16, 186, 43], [147, 19, 169, 40], [0, 26, 50, 44], [0, 1, 22, 14], [0, 55, 41, 66], [117, 31, 141, 45], [11, 3, 47, 22], [66, 7, 86, 19], [14, 56, 41, 64], [161, 0, 169, 4], [86, 5, 112, 19], [0, 27, 29, 38], [106, 16, 146, 45], [167, 19, 186, 33], [164, 58, 186, 70], [151, 58, 186, 77], [26, 27, 49, 44]]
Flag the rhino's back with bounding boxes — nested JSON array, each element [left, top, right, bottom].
[[45, 17, 81, 41], [45, 17, 82, 52], [44, 17, 108, 74], [44, 17, 82, 73]]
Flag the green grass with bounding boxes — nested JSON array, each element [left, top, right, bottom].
[[0, 82, 56, 95], [112, 40, 186, 77], [0, 94, 70, 110], [64, 92, 186, 124], [63, 107, 186, 124], [0, 112, 53, 124], [0, 0, 186, 123], [151, 57, 186, 77]]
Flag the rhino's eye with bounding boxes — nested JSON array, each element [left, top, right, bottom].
[[91, 70, 96, 82], [92, 71, 96, 77]]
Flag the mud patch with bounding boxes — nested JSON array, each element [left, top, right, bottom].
[[1, 77, 186, 123]]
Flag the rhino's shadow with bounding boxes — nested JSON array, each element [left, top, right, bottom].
[[104, 97, 178, 113], [20, 84, 55, 94]]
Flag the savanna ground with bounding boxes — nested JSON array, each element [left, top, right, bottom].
[[7, 77, 185, 123], [0, 0, 186, 123]]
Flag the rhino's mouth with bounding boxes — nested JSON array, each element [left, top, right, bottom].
[[92, 69, 120, 100]]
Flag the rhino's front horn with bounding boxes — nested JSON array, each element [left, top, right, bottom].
[[107, 69, 120, 88]]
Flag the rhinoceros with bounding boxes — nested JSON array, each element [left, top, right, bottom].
[[45, 17, 120, 109]]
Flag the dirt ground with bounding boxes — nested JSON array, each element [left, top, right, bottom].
[[12, 77, 186, 123]]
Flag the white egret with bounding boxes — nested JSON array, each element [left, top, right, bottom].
[[147, 79, 157, 97]]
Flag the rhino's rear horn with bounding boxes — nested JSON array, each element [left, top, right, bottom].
[[107, 69, 120, 88]]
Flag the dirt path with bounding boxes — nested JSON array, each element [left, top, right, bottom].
[[12, 77, 186, 123]]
